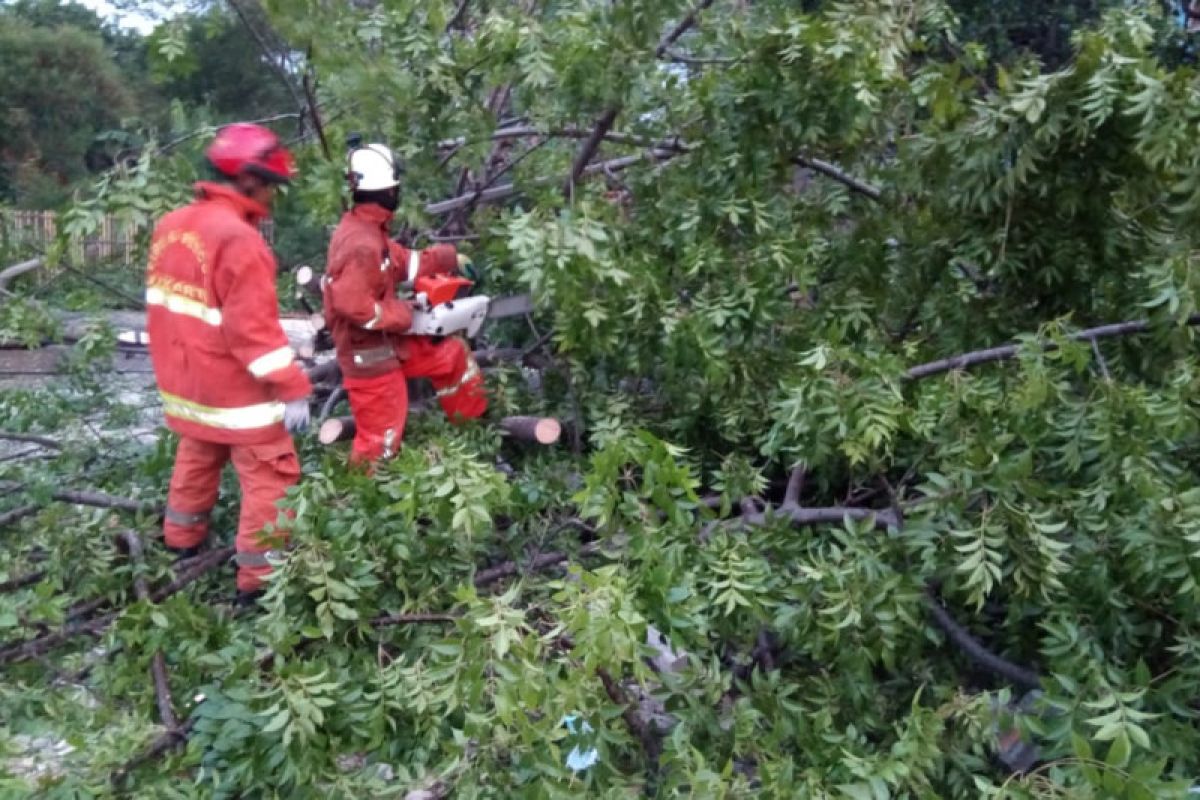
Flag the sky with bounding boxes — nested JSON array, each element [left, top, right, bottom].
[[76, 0, 172, 34]]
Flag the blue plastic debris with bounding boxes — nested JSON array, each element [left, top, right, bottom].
[[559, 714, 599, 772]]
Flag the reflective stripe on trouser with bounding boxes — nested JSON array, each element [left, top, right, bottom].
[[164, 437, 225, 550], [230, 434, 301, 593], [408, 336, 487, 422], [163, 433, 299, 591], [344, 369, 408, 465]]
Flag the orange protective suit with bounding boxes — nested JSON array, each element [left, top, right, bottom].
[[146, 182, 311, 591], [324, 203, 486, 463]]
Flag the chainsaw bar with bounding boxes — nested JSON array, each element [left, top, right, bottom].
[[486, 293, 534, 319]]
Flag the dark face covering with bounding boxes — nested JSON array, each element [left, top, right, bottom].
[[354, 188, 400, 212]]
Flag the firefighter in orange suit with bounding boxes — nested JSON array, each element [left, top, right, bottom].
[[145, 123, 312, 600], [323, 142, 486, 464]]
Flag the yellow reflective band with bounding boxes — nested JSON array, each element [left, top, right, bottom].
[[363, 303, 384, 330], [160, 391, 284, 430], [436, 359, 481, 398], [146, 286, 223, 326], [247, 346, 295, 378]]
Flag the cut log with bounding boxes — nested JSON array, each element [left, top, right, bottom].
[[498, 415, 561, 445], [318, 416, 356, 445]]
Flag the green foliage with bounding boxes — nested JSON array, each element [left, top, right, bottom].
[[10, 0, 1200, 797]]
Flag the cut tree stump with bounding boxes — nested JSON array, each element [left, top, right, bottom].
[[318, 416, 356, 445], [498, 415, 561, 445]]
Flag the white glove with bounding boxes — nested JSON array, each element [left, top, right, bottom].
[[283, 398, 311, 433]]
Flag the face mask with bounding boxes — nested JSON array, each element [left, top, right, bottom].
[[377, 190, 400, 212]]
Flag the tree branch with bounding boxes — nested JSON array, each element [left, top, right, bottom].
[[596, 666, 662, 763], [0, 431, 63, 450], [793, 155, 882, 201], [923, 591, 1042, 690], [783, 466, 806, 507], [0, 505, 38, 528], [904, 314, 1200, 381], [563, 106, 622, 200], [117, 531, 179, 731], [225, 0, 306, 114], [111, 718, 195, 788], [426, 148, 682, 215], [0, 570, 45, 593], [655, 0, 717, 58]]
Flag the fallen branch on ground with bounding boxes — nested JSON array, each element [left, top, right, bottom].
[[923, 590, 1043, 690], [117, 531, 179, 730], [474, 541, 602, 588], [0, 570, 45, 593], [0, 431, 63, 450], [110, 718, 195, 789], [0, 546, 234, 665]]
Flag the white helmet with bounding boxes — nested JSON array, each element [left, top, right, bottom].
[[347, 143, 400, 192]]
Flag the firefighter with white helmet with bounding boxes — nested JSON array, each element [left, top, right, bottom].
[[322, 139, 486, 464]]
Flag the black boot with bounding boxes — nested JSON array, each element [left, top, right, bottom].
[[168, 546, 201, 561], [234, 589, 264, 608]]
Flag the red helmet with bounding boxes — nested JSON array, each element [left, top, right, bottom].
[[205, 123, 297, 184]]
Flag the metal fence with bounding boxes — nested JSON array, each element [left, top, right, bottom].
[[0, 210, 275, 266]]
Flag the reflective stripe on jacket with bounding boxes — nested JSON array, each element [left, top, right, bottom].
[[323, 203, 459, 380], [146, 182, 312, 445]]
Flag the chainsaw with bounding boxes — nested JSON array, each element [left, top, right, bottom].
[[402, 271, 489, 339]]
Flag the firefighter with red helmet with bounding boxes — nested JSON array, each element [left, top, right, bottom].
[[145, 122, 312, 601], [323, 142, 486, 464]]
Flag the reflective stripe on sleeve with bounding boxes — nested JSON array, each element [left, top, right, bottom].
[[362, 303, 384, 330], [407, 249, 420, 283], [247, 346, 296, 378], [160, 391, 285, 430], [146, 286, 222, 326]]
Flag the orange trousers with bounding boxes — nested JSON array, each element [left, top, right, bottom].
[[344, 336, 486, 464], [162, 432, 300, 592]]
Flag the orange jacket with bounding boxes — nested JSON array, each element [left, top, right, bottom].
[[146, 182, 311, 445], [323, 203, 458, 379]]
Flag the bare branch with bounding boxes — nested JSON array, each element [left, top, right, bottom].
[[111, 718, 195, 788], [793, 155, 882, 201], [904, 314, 1200, 381], [596, 666, 663, 762], [117, 531, 179, 731], [445, 0, 470, 31], [923, 591, 1042, 690], [0, 505, 38, 528], [563, 106, 622, 200], [0, 570, 45, 593], [225, 0, 306, 114], [0, 431, 63, 450], [426, 148, 682, 215], [655, 0, 718, 58], [662, 48, 738, 65], [784, 466, 806, 507]]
